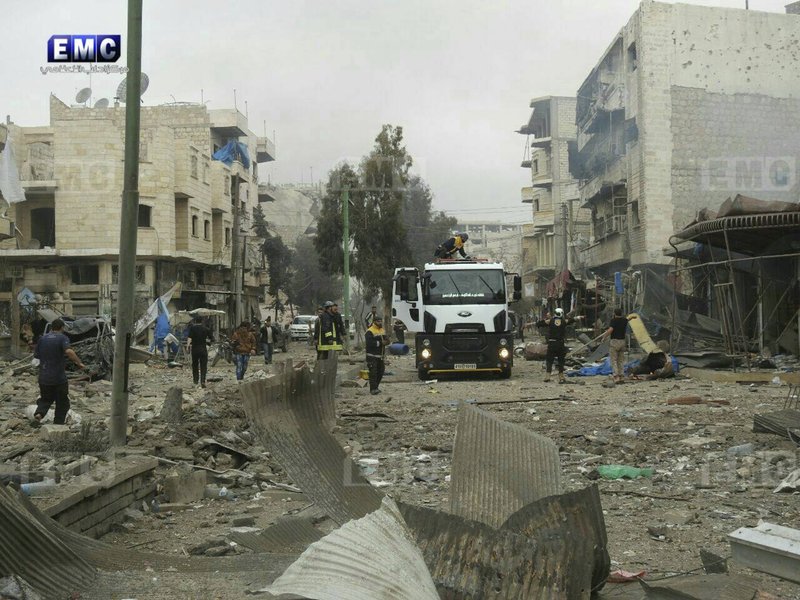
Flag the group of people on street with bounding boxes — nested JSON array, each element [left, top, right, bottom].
[[536, 305, 674, 384]]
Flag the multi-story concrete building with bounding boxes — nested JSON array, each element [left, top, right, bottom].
[[575, 0, 800, 278], [517, 96, 587, 300], [0, 95, 275, 346]]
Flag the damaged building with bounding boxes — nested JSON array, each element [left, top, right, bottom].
[[571, 1, 800, 310], [517, 96, 590, 302], [0, 95, 276, 353]]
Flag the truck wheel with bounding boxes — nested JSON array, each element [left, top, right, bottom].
[[418, 367, 430, 381]]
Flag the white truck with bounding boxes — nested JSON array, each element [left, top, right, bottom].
[[392, 259, 521, 380]]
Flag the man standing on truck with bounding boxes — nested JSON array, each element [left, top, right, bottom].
[[365, 315, 389, 395], [434, 232, 470, 260], [536, 308, 582, 383]]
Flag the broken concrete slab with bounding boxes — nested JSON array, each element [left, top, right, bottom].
[[261, 498, 440, 600], [163, 470, 207, 504], [729, 522, 800, 583], [159, 387, 183, 423]]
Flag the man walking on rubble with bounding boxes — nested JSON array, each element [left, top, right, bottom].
[[33, 319, 86, 424], [536, 308, 582, 383], [259, 316, 275, 365], [601, 308, 631, 383], [187, 316, 213, 388], [231, 321, 256, 381]]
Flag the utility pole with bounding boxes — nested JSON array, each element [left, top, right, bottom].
[[110, 0, 143, 446], [231, 179, 242, 327], [342, 187, 350, 351], [561, 202, 570, 273]]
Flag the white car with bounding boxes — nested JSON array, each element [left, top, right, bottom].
[[289, 315, 316, 340]]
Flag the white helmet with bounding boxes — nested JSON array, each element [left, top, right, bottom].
[[554, 308, 564, 317]]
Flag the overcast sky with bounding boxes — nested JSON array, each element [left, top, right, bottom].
[[1, 0, 789, 223]]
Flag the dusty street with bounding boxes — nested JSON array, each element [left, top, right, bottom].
[[1, 339, 799, 599]]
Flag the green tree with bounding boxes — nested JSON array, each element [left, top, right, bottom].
[[288, 236, 341, 313], [402, 175, 457, 269], [252, 204, 293, 318]]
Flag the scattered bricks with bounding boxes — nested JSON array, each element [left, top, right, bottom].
[[163, 470, 207, 504]]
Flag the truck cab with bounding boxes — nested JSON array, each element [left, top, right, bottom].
[[392, 259, 521, 380]]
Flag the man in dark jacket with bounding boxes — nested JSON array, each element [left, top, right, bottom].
[[33, 319, 86, 424], [365, 315, 389, 394], [187, 316, 213, 388], [434, 232, 469, 259], [536, 308, 582, 383], [259, 317, 276, 365], [331, 303, 345, 346]]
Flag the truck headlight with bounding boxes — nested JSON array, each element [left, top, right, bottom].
[[422, 339, 431, 347], [500, 338, 507, 346], [421, 348, 432, 359], [499, 348, 510, 360]]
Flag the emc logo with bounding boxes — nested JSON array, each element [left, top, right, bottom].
[[48, 35, 122, 63]]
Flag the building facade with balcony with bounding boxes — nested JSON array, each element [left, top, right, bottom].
[[517, 96, 588, 300], [574, 0, 800, 278], [0, 95, 276, 344]]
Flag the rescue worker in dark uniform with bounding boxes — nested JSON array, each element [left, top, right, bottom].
[[316, 301, 342, 359], [434, 232, 470, 259], [365, 315, 390, 395], [536, 307, 582, 383]]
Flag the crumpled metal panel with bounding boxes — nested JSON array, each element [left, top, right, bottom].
[[399, 487, 608, 599], [239, 358, 383, 525], [753, 409, 800, 440], [229, 516, 324, 553], [0, 486, 96, 600], [449, 403, 561, 528], [261, 497, 440, 600], [639, 574, 762, 599], [12, 489, 296, 574], [502, 485, 610, 595]]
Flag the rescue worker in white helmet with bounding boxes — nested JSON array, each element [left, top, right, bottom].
[[434, 232, 470, 259]]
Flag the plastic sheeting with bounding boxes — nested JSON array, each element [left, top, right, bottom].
[[569, 356, 679, 377], [211, 140, 251, 169]]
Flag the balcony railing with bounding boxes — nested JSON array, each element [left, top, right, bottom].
[[593, 214, 627, 240]]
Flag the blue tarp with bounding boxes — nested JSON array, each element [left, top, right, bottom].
[[212, 140, 251, 169], [569, 355, 679, 377], [614, 272, 623, 294]]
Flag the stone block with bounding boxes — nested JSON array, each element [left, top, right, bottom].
[[40, 424, 70, 440], [163, 470, 207, 504]]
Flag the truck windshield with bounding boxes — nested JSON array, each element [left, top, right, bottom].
[[424, 269, 506, 305]]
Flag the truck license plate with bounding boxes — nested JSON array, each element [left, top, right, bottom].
[[453, 363, 476, 370]]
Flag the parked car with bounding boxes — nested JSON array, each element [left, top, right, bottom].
[[289, 315, 316, 340]]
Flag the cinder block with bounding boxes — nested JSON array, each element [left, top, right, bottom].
[[163, 470, 207, 504]]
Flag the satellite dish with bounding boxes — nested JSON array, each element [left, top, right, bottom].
[[93, 98, 109, 108], [76, 87, 92, 104], [116, 72, 150, 102]]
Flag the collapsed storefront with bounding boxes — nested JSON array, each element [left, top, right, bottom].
[[666, 195, 800, 367]]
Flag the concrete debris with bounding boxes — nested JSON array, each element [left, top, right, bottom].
[[773, 469, 800, 493], [160, 386, 183, 423], [449, 403, 561, 528], [0, 576, 42, 600], [163, 469, 207, 503], [729, 522, 800, 584], [261, 497, 440, 600]]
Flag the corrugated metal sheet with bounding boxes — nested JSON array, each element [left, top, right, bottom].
[[400, 501, 574, 599], [0, 486, 96, 600], [261, 498, 440, 600], [12, 488, 296, 575], [502, 485, 610, 595], [399, 487, 608, 599], [239, 358, 383, 525], [753, 409, 800, 440], [449, 403, 561, 528], [639, 574, 762, 599], [229, 516, 324, 553]]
